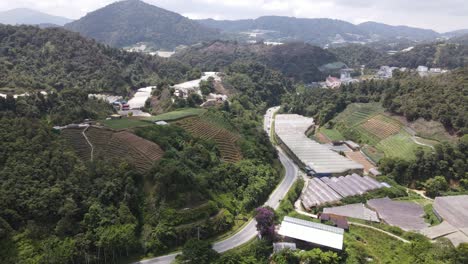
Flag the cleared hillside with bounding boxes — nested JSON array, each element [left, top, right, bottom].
[[61, 126, 164, 171]]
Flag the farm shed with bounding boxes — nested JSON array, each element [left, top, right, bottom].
[[273, 242, 297, 253], [278, 216, 344, 250], [420, 221, 458, 239], [431, 195, 468, 246], [275, 114, 363, 176], [323, 203, 380, 222], [433, 195, 468, 228], [344, 140, 360, 150], [319, 213, 349, 230], [301, 174, 383, 209], [367, 197, 428, 231]]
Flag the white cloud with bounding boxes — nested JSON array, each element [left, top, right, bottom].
[[0, 0, 466, 32]]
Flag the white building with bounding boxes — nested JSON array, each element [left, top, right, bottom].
[[278, 216, 344, 250], [326, 76, 342, 89], [377, 66, 393, 79]]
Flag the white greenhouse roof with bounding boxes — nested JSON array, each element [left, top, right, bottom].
[[275, 114, 363, 174], [278, 216, 344, 250]]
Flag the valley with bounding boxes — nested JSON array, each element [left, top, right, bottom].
[[0, 1, 467, 264]]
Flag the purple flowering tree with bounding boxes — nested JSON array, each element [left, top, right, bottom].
[[255, 206, 276, 240]]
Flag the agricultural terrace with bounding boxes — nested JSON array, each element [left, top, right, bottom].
[[100, 117, 150, 130], [144, 108, 207, 122], [174, 113, 242, 162], [331, 103, 431, 161], [61, 126, 164, 172]]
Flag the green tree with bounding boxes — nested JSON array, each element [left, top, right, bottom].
[[425, 176, 449, 198], [179, 239, 219, 264]]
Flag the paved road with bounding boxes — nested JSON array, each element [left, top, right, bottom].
[[135, 106, 298, 264]]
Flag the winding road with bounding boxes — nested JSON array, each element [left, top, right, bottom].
[[135, 107, 298, 264]]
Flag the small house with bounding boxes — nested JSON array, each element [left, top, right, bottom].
[[319, 213, 349, 230], [326, 76, 342, 89]]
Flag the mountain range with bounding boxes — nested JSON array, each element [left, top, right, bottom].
[[0, 8, 72, 26], [2, 0, 468, 51], [64, 0, 220, 49]]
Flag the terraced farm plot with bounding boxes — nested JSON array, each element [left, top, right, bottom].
[[377, 131, 428, 160], [334, 103, 384, 128], [100, 118, 150, 130], [61, 128, 92, 160], [175, 117, 242, 162], [330, 103, 431, 160], [360, 115, 401, 140], [144, 108, 207, 122], [62, 126, 164, 172]]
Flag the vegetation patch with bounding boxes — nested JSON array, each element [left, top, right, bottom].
[[319, 127, 345, 141]]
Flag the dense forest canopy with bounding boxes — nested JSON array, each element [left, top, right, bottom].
[[0, 25, 191, 94], [175, 41, 338, 83], [331, 42, 468, 69]]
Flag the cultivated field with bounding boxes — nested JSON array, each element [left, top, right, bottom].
[[144, 108, 207, 122], [334, 103, 384, 127], [100, 118, 150, 130], [377, 131, 424, 160], [318, 127, 344, 142], [360, 115, 400, 140], [332, 103, 431, 161], [62, 126, 164, 172], [175, 116, 242, 162]]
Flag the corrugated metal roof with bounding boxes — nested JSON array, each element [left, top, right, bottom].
[[275, 114, 363, 174], [283, 216, 344, 234], [279, 217, 344, 250]]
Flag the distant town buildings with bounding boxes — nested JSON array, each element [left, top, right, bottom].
[[377, 66, 394, 79], [326, 76, 342, 89]]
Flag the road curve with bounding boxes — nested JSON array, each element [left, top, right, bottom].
[[135, 107, 298, 264]]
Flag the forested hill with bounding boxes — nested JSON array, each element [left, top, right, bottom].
[[0, 25, 191, 94], [64, 0, 220, 49], [199, 16, 442, 45], [357, 22, 439, 41], [198, 16, 366, 46], [174, 41, 339, 83], [330, 42, 467, 69]]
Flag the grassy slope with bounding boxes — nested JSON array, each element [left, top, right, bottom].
[[345, 225, 412, 263], [319, 127, 345, 141]]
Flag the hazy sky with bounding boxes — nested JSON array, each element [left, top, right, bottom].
[[0, 0, 467, 32]]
